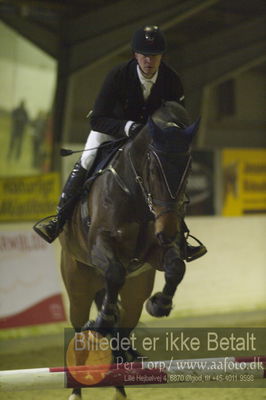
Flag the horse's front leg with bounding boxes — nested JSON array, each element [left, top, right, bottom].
[[94, 261, 125, 330], [146, 243, 186, 317], [162, 244, 186, 298], [146, 208, 186, 318], [90, 233, 126, 331]]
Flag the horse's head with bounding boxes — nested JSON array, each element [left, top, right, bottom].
[[144, 101, 200, 245]]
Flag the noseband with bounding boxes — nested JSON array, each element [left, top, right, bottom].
[[128, 148, 191, 220]]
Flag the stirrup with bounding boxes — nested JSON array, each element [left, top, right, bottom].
[[33, 215, 61, 244], [185, 234, 207, 262]]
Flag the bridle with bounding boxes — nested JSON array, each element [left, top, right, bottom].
[[128, 147, 191, 220], [86, 136, 191, 221], [148, 146, 191, 200]]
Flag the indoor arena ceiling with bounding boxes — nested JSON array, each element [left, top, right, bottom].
[[0, 0, 265, 74], [1, 0, 265, 154], [0, 0, 122, 24]]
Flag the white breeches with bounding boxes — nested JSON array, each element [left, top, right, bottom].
[[80, 130, 112, 170]]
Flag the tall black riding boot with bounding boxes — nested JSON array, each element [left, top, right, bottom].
[[33, 162, 88, 243]]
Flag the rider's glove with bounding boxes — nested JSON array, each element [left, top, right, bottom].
[[128, 122, 144, 137]]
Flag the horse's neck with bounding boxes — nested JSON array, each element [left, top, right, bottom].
[[114, 130, 149, 202], [125, 128, 149, 164]]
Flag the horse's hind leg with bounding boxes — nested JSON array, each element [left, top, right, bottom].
[[61, 250, 104, 329], [120, 267, 155, 331], [94, 288, 106, 311], [110, 268, 155, 400], [61, 250, 104, 400], [69, 388, 82, 400], [114, 267, 156, 363]]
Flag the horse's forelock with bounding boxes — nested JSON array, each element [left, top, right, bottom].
[[149, 102, 196, 152], [153, 101, 190, 127], [149, 120, 187, 153]]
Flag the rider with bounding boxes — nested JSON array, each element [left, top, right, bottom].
[[34, 25, 206, 260]]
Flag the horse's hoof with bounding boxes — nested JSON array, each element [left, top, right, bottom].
[[114, 386, 127, 399], [94, 312, 116, 334], [125, 347, 143, 362], [69, 388, 81, 400], [68, 393, 82, 400], [81, 319, 95, 331], [94, 304, 120, 333], [145, 292, 172, 317], [82, 319, 112, 338]]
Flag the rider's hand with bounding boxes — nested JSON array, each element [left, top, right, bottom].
[[128, 122, 144, 137]]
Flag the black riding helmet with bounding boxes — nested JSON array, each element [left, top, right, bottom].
[[132, 25, 166, 55]]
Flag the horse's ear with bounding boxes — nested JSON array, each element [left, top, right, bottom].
[[180, 117, 201, 141], [148, 117, 163, 143]]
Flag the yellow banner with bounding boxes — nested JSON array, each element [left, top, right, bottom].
[[222, 149, 266, 216], [0, 173, 60, 221]]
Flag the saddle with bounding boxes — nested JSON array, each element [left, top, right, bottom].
[[79, 137, 128, 231], [93, 138, 127, 174], [82, 137, 128, 193]]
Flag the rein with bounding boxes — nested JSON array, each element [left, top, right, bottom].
[[128, 150, 155, 215], [128, 148, 190, 220], [79, 134, 191, 222], [148, 147, 192, 201]]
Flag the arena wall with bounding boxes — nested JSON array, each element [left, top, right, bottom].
[[1, 215, 265, 326], [144, 215, 265, 320]]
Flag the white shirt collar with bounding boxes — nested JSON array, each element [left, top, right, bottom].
[[137, 64, 158, 86]]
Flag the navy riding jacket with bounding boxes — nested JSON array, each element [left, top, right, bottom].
[[90, 58, 185, 138]]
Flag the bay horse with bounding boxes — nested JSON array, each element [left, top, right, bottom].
[[59, 101, 199, 399]]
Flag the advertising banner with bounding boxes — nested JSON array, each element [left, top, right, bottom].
[[222, 149, 266, 216], [0, 229, 66, 328], [0, 172, 60, 222]]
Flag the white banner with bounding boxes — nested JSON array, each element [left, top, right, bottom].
[[0, 229, 66, 328]]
